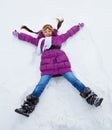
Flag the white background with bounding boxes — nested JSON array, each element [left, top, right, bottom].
[[0, 0, 112, 130]]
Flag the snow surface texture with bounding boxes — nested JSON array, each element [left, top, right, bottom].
[[0, 0, 112, 130]]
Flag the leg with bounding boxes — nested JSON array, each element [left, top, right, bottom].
[[62, 72, 86, 92], [62, 72, 103, 107], [32, 75, 52, 97], [15, 75, 52, 117]]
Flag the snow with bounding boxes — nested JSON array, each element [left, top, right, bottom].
[[0, 0, 112, 129]]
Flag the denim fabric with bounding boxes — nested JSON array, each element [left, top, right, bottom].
[[32, 72, 86, 97], [32, 75, 52, 97], [62, 72, 85, 91]]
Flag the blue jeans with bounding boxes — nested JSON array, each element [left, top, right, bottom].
[[32, 72, 86, 97]]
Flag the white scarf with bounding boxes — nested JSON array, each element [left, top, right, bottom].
[[37, 36, 52, 55]]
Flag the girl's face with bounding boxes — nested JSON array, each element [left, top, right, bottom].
[[43, 28, 53, 37]]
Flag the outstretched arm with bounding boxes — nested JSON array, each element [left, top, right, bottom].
[[12, 30, 39, 46], [59, 23, 84, 43]]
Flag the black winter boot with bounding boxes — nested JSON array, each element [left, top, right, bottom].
[[80, 87, 103, 107], [15, 94, 39, 117]]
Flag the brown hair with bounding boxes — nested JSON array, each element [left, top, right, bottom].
[[21, 18, 64, 34], [56, 18, 64, 30], [21, 25, 38, 34], [42, 24, 53, 32]]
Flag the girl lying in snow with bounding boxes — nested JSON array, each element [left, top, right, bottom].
[[12, 19, 103, 117]]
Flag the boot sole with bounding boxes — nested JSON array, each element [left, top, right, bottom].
[[94, 98, 103, 107], [15, 109, 29, 117]]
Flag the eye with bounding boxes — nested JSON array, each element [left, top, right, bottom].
[[44, 31, 47, 33]]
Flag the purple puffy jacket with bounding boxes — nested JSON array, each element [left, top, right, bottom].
[[18, 25, 80, 76]]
